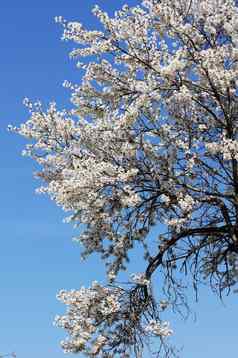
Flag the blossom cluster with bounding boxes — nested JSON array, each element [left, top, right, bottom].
[[130, 272, 150, 286], [55, 281, 171, 356], [55, 282, 121, 354], [145, 320, 173, 337], [206, 135, 238, 161]]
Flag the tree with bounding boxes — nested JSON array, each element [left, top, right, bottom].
[[11, 0, 238, 356]]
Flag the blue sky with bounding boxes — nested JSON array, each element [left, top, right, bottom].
[[1, 1, 237, 357]]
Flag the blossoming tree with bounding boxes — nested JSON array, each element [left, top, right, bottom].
[[12, 0, 238, 356]]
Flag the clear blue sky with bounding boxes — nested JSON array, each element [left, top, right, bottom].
[[1, 1, 237, 357]]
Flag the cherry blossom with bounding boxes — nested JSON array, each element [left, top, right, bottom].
[[12, 0, 238, 356]]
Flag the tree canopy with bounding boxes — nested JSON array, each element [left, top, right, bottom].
[[12, 0, 238, 356]]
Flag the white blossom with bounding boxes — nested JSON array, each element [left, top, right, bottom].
[[130, 273, 150, 286], [145, 320, 173, 337]]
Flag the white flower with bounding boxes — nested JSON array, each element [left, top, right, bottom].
[[145, 320, 173, 337], [130, 273, 150, 285]]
